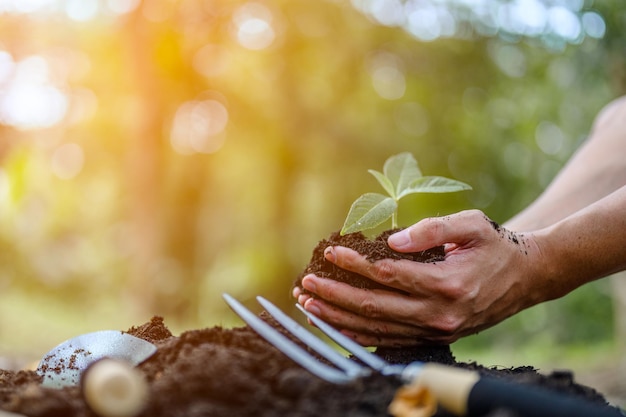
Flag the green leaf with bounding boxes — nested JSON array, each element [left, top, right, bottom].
[[368, 169, 396, 198], [340, 193, 397, 235], [383, 152, 422, 197], [398, 176, 473, 199]]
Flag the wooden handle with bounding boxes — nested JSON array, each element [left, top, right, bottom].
[[410, 363, 623, 417], [413, 363, 479, 415]]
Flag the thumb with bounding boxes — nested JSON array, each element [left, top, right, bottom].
[[388, 210, 489, 252]]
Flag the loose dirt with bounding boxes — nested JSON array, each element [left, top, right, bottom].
[[0, 229, 620, 416]]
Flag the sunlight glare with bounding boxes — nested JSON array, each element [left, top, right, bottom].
[[0, 0, 54, 13], [0, 55, 68, 130], [351, 0, 604, 47], [0, 51, 14, 84], [107, 0, 140, 15], [547, 6, 581, 41], [65, 0, 99, 21], [370, 0, 405, 27], [506, 0, 547, 36], [406, 5, 443, 41], [232, 3, 276, 50]]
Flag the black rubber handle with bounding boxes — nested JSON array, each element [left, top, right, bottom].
[[467, 376, 624, 417]]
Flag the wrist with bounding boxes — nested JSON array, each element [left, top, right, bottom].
[[529, 221, 602, 303], [517, 229, 569, 307]]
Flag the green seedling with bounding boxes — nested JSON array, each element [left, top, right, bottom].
[[340, 152, 471, 235]]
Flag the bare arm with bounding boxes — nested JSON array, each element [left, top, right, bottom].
[[531, 185, 626, 300], [505, 95, 626, 231], [294, 96, 626, 346], [295, 185, 626, 346]]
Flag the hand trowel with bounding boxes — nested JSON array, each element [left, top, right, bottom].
[[36, 330, 157, 389]]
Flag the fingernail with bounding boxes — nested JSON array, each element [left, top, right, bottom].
[[388, 230, 410, 249], [292, 287, 300, 298], [301, 276, 317, 292], [304, 299, 321, 316], [323, 246, 336, 262]]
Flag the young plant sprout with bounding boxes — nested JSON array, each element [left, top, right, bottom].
[[340, 152, 471, 235]]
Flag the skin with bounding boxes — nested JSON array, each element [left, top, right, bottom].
[[293, 95, 626, 347]]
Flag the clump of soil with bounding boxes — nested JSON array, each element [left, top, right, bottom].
[[293, 229, 452, 362], [294, 230, 444, 293], [0, 316, 618, 417]]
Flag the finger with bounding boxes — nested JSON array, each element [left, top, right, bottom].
[[322, 246, 368, 272], [388, 209, 495, 252], [297, 293, 311, 306], [292, 286, 301, 298], [340, 329, 458, 347], [323, 248, 448, 295], [301, 275, 429, 325], [303, 297, 425, 339], [323, 246, 415, 285], [302, 274, 470, 337]]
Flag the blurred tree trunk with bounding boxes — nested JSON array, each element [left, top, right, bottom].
[[121, 5, 207, 322], [122, 9, 164, 318]]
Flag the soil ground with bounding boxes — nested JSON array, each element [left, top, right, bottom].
[[0, 229, 622, 416], [0, 316, 620, 417]]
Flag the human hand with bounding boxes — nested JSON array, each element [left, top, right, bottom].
[[292, 210, 547, 346]]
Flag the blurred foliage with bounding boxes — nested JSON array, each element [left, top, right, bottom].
[[0, 0, 624, 361]]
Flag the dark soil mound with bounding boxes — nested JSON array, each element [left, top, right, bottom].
[[0, 316, 619, 417], [0, 230, 620, 416]]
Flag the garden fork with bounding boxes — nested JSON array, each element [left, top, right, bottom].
[[223, 294, 624, 417]]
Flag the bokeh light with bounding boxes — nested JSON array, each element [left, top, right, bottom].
[[0, 55, 68, 130], [170, 99, 229, 155], [352, 0, 605, 48], [106, 0, 140, 15], [535, 121, 565, 156], [368, 52, 406, 100], [232, 2, 276, 50], [0, 0, 621, 386], [65, 0, 99, 21]]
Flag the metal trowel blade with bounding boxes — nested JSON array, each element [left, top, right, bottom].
[[36, 330, 157, 389]]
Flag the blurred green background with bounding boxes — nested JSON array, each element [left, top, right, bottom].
[[0, 0, 624, 405]]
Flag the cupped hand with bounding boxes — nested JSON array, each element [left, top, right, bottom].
[[292, 210, 547, 347]]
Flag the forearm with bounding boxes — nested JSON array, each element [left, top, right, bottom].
[[505, 96, 626, 231], [531, 185, 626, 302]]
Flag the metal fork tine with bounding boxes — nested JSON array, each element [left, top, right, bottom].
[[225, 296, 622, 417], [222, 294, 354, 384], [295, 303, 389, 371], [256, 296, 365, 378]]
